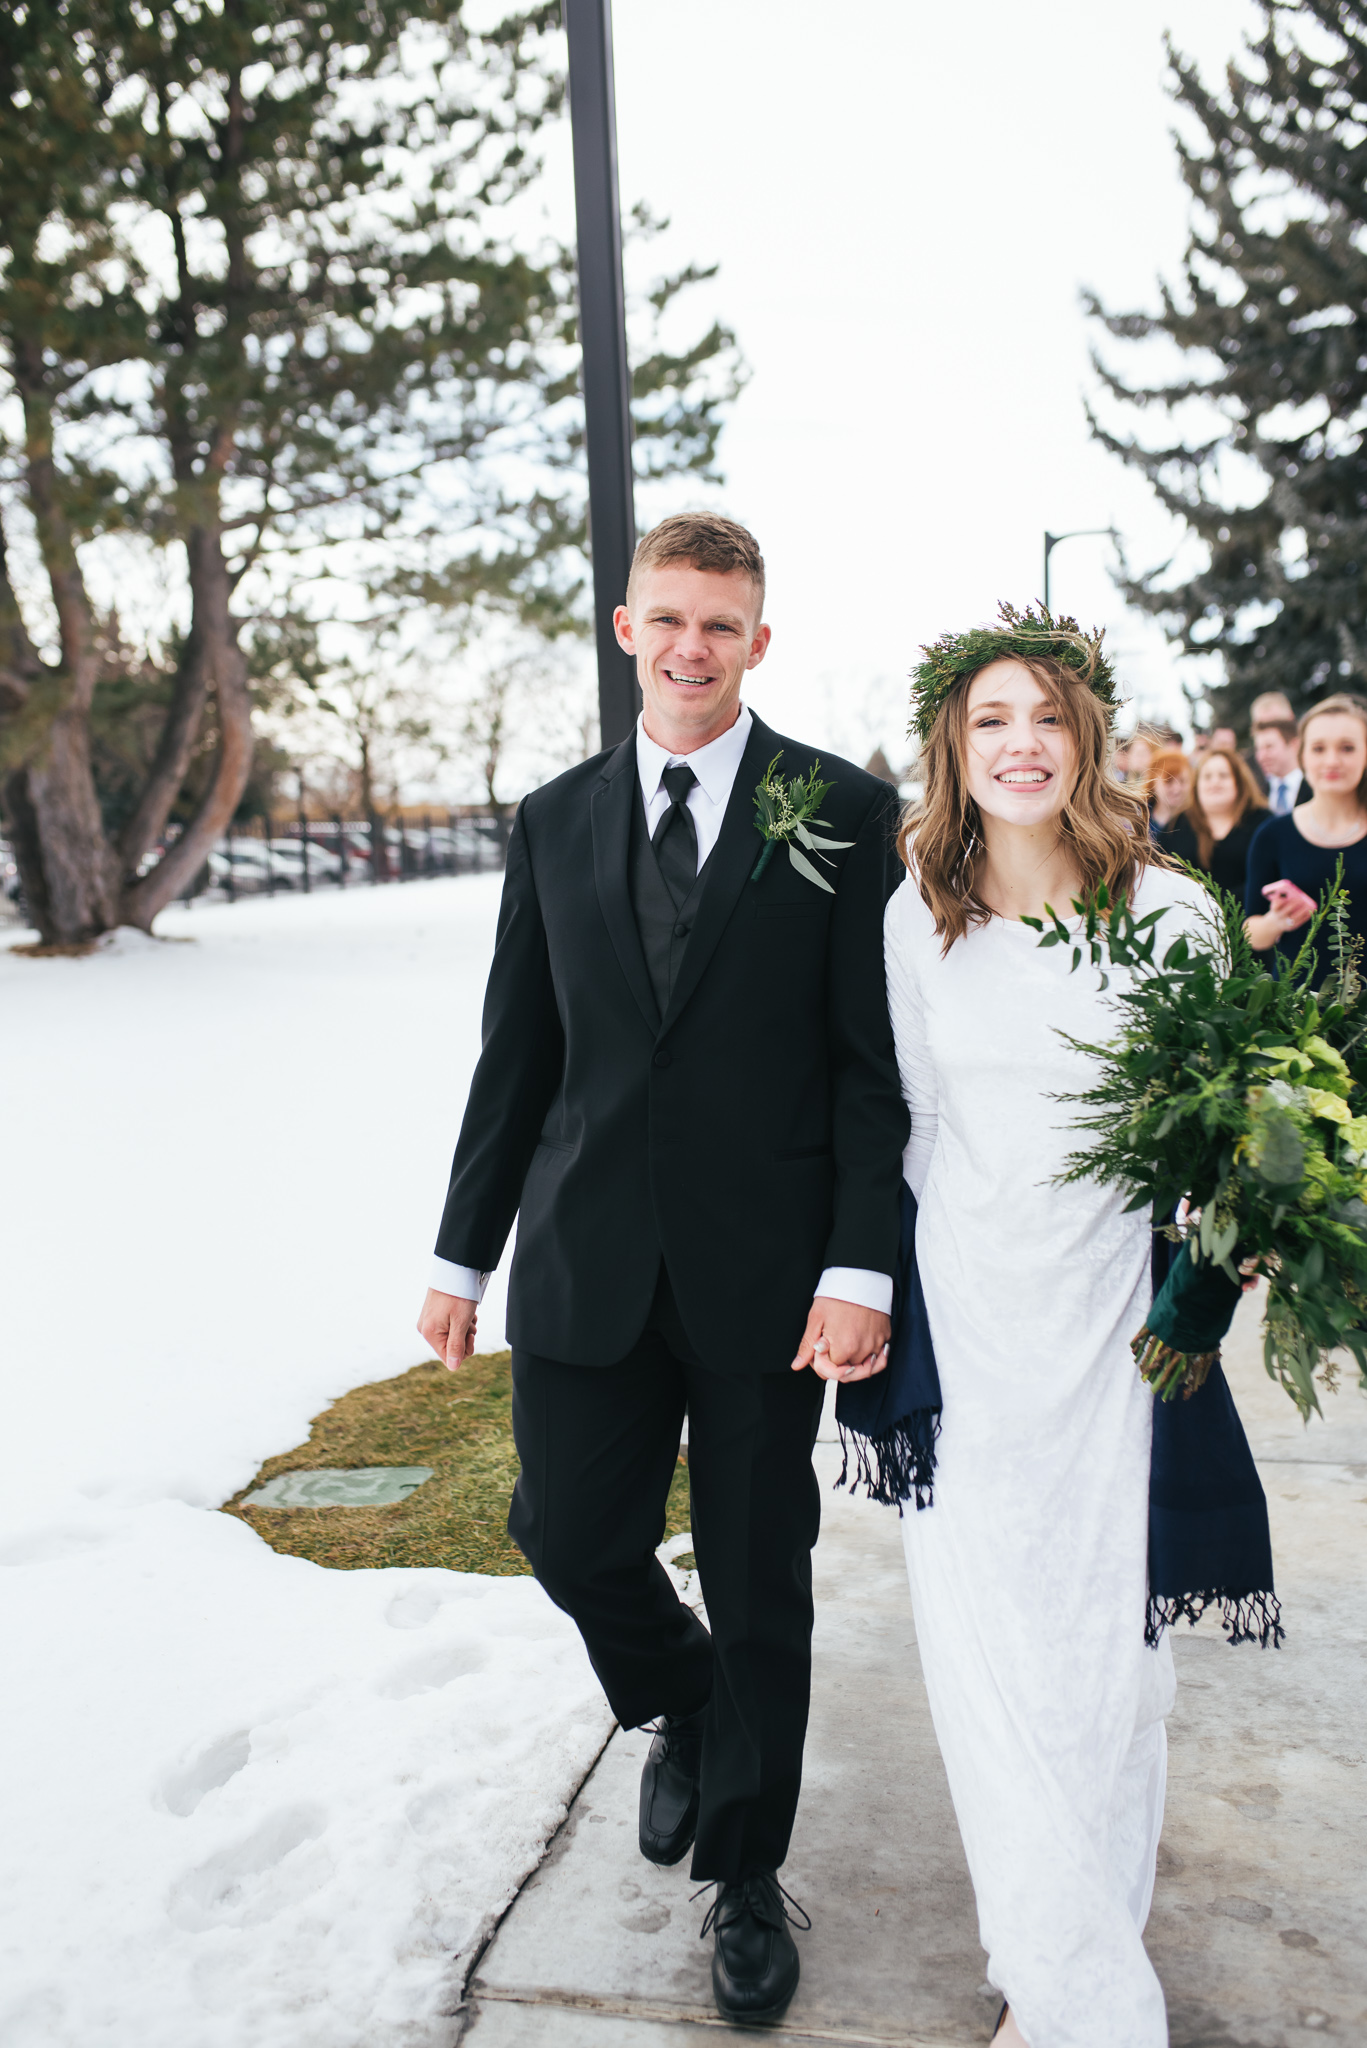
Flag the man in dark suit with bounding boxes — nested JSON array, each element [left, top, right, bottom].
[[1248, 692, 1308, 812], [417, 513, 908, 2026]]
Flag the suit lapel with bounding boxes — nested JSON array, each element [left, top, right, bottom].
[[591, 737, 661, 1032], [661, 713, 777, 1031]]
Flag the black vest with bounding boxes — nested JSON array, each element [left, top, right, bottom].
[[628, 786, 710, 1020]]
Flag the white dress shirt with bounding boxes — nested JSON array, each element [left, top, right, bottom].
[[1267, 768, 1303, 815], [432, 706, 893, 1318]]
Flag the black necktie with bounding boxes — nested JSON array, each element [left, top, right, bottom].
[[652, 764, 699, 908]]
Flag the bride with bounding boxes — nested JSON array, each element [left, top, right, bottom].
[[884, 613, 1206, 2046]]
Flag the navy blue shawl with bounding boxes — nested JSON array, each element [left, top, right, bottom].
[[835, 1186, 1283, 1648]]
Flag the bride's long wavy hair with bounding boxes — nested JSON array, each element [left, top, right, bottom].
[[899, 654, 1155, 952]]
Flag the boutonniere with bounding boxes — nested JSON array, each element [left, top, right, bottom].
[[750, 753, 853, 893]]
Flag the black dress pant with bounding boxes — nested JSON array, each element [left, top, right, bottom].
[[508, 1271, 825, 1882]]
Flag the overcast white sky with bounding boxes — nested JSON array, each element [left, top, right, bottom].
[[558, 0, 1262, 767]]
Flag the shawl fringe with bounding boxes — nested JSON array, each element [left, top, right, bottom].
[[835, 1409, 940, 1514], [1145, 1587, 1285, 1651]]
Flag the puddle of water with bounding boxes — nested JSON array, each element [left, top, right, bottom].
[[242, 1466, 434, 1508]]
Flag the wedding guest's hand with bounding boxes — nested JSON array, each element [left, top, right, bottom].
[[418, 1289, 479, 1372], [790, 1298, 891, 1381], [1261, 879, 1316, 931]]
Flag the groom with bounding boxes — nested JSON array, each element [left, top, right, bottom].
[[418, 513, 907, 2025]]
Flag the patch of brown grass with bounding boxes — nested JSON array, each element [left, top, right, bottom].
[[223, 1349, 692, 1577], [10, 939, 100, 958]]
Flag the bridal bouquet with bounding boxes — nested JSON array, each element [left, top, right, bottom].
[[1024, 875, 1367, 1421]]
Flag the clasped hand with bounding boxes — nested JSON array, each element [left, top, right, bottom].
[[1260, 878, 1317, 933], [419, 1287, 891, 1381], [790, 1297, 891, 1382]]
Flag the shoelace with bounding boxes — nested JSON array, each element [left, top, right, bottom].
[[692, 1873, 812, 1939], [641, 1711, 704, 1762]]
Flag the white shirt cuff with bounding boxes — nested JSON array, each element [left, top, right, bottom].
[[815, 1266, 893, 1316], [431, 1257, 488, 1302]]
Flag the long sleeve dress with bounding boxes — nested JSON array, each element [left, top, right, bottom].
[[885, 863, 1209, 2048], [1244, 808, 1367, 982]]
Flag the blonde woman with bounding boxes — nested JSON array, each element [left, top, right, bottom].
[[885, 610, 1207, 2048], [1245, 692, 1367, 978]]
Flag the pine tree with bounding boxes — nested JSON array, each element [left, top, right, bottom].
[[0, 2, 738, 946], [1089, 1, 1367, 732]]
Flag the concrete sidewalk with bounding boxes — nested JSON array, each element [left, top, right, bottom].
[[460, 1297, 1367, 2046]]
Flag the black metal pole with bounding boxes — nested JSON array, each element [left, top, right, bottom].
[[564, 0, 639, 749], [1043, 527, 1117, 613]]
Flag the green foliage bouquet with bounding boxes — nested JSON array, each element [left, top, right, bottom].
[[1024, 875, 1367, 1421]]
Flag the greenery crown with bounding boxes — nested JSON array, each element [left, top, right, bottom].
[[909, 601, 1120, 743]]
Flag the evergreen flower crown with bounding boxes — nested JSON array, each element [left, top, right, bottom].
[[910, 601, 1120, 743]]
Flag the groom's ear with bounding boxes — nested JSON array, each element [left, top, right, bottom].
[[613, 603, 635, 657], [745, 621, 772, 671]]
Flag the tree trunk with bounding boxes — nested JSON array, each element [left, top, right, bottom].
[[1, 384, 120, 944], [8, 716, 119, 941], [118, 526, 253, 929], [358, 734, 388, 881]]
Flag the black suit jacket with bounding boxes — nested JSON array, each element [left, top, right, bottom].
[[435, 712, 909, 1374], [1246, 756, 1310, 806]]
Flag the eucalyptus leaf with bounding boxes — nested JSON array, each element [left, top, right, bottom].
[[1253, 1110, 1304, 1187], [788, 845, 835, 893]]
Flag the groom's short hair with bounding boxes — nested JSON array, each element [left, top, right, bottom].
[[627, 513, 765, 612]]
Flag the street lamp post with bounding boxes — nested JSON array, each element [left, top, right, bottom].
[[1043, 527, 1118, 613], [563, 0, 640, 750]]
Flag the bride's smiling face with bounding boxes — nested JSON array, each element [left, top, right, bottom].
[[963, 659, 1076, 827]]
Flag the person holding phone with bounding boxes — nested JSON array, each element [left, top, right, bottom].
[[1244, 693, 1367, 976]]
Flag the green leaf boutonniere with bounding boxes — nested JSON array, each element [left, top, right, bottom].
[[750, 753, 853, 893]]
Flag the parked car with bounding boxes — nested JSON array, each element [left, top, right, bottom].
[[207, 842, 307, 890], [271, 838, 342, 880]]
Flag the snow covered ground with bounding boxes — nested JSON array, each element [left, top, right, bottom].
[[0, 881, 614, 2047]]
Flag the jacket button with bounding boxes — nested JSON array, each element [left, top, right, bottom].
[[653, 1049, 672, 1069], [674, 920, 690, 938]]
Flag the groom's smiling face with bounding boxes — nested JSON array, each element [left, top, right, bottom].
[[615, 562, 770, 752]]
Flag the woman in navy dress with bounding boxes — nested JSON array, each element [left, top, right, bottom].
[[1245, 693, 1367, 977]]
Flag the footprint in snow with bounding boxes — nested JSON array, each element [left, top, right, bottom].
[[157, 1729, 252, 1817], [385, 1583, 448, 1630], [378, 1641, 488, 1699], [168, 1803, 331, 1931]]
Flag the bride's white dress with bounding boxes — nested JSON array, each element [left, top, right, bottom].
[[885, 864, 1207, 2048]]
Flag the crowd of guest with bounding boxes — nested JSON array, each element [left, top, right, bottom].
[[1116, 688, 1367, 974]]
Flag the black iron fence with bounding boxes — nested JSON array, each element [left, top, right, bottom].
[[192, 810, 508, 903], [0, 809, 508, 922]]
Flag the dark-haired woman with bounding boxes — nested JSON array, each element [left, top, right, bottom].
[[1185, 747, 1267, 898], [887, 620, 1208, 2048]]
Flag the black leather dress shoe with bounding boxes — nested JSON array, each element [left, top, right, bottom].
[[638, 1705, 706, 1865], [704, 1870, 808, 2025]]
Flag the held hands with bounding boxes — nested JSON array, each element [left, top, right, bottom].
[[791, 1296, 891, 1382], [417, 1288, 479, 1372]]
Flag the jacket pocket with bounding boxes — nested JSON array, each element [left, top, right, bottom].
[[774, 1144, 832, 1163], [534, 1135, 574, 1153]]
